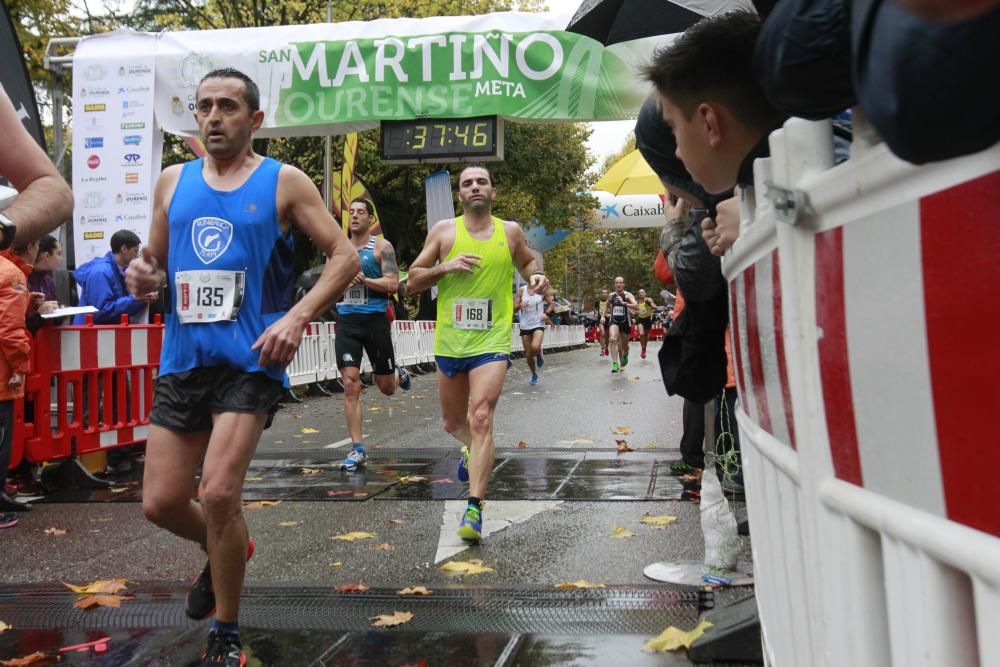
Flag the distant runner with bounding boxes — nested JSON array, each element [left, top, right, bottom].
[[516, 281, 554, 385], [635, 288, 656, 359], [604, 276, 637, 373]]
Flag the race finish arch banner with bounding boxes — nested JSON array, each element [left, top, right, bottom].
[[71, 33, 161, 266], [152, 11, 671, 137]]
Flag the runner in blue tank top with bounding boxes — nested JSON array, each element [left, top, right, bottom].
[[125, 68, 358, 667], [335, 197, 412, 472]]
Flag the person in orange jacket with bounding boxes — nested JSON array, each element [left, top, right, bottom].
[[0, 252, 34, 523]]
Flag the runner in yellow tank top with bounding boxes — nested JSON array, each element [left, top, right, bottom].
[[408, 165, 550, 542]]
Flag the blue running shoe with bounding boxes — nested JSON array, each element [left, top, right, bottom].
[[457, 504, 482, 541], [536, 354, 544, 368], [339, 445, 367, 471], [397, 365, 412, 391], [530, 374, 538, 385], [457, 446, 470, 482]]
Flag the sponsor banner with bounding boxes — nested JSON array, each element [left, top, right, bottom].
[[152, 12, 673, 137], [589, 190, 666, 229], [72, 33, 159, 266]]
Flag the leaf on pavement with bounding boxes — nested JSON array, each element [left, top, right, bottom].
[[300, 427, 319, 434], [110, 487, 128, 494], [44, 527, 68, 536], [640, 514, 678, 527], [0, 621, 10, 632], [368, 406, 385, 413], [335, 582, 369, 593], [370, 610, 413, 627], [517, 440, 529, 449], [616, 439, 635, 453], [411, 395, 425, 400], [552, 580, 606, 589], [611, 525, 637, 539], [244, 476, 263, 482], [429, 478, 453, 484], [329, 562, 343, 569], [614, 425, 632, 435], [642, 444, 657, 449], [327, 490, 352, 497], [74, 594, 127, 610], [0, 651, 48, 666], [389, 519, 406, 525], [439, 560, 494, 576], [398, 475, 427, 484], [300, 467, 322, 475], [628, 375, 641, 380], [397, 586, 433, 595], [642, 620, 713, 653], [63, 578, 128, 595], [332, 531, 377, 541], [573, 438, 594, 445], [353, 491, 369, 497], [243, 500, 281, 509], [369, 543, 394, 551], [279, 521, 302, 527]]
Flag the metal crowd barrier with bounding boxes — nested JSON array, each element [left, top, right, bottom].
[[9, 320, 587, 470], [726, 116, 1000, 666]]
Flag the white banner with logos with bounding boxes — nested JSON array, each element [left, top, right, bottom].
[[72, 32, 161, 267]]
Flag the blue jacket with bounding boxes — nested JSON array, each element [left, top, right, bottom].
[[72, 251, 144, 324]]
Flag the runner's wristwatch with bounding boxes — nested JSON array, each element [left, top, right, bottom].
[[0, 212, 15, 251]]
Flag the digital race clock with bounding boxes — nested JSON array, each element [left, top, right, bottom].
[[380, 116, 504, 164]]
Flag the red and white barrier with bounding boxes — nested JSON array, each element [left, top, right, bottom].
[[726, 116, 1000, 666]]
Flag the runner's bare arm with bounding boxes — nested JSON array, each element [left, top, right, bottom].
[[506, 221, 549, 294], [407, 222, 480, 293], [0, 87, 73, 245], [544, 293, 556, 315], [363, 238, 400, 294], [126, 165, 181, 297], [253, 166, 359, 367]]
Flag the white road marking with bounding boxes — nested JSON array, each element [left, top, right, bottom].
[[324, 435, 370, 449], [435, 499, 563, 563]]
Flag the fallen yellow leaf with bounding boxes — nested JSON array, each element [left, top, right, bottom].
[[398, 475, 427, 483], [552, 580, 606, 589], [642, 444, 657, 449], [370, 610, 414, 627], [389, 518, 406, 525], [614, 426, 632, 435], [642, 620, 713, 653], [300, 468, 322, 475], [300, 427, 319, 433], [243, 500, 281, 509], [640, 514, 678, 527], [0, 651, 47, 666], [278, 521, 302, 527], [628, 375, 641, 380], [44, 527, 68, 536], [517, 440, 529, 449], [110, 487, 128, 494], [397, 586, 433, 595], [244, 476, 263, 482], [573, 438, 594, 445], [74, 594, 127, 610], [439, 560, 494, 576], [332, 531, 377, 541], [63, 578, 128, 595], [616, 439, 635, 453], [330, 562, 343, 568], [611, 526, 637, 539], [0, 621, 10, 632]]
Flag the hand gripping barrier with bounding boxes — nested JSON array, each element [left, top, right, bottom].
[[16, 317, 163, 466], [724, 117, 1000, 667]]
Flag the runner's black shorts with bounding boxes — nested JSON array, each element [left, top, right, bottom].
[[610, 317, 630, 330], [150, 366, 284, 432], [335, 312, 396, 374], [637, 317, 653, 330], [519, 326, 545, 336]]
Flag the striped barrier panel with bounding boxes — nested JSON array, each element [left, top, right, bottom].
[[19, 317, 162, 465], [417, 321, 436, 363], [725, 117, 1000, 666], [391, 320, 422, 367]]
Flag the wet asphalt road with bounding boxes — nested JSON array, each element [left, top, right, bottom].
[[1, 341, 753, 639]]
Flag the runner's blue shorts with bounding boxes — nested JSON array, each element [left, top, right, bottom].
[[436, 352, 511, 377]]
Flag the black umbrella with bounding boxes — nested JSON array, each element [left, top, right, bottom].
[[566, 0, 708, 46]]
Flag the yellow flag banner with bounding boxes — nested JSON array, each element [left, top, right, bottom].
[[333, 133, 382, 237]]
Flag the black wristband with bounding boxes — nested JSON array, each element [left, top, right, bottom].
[[530, 271, 544, 277]]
